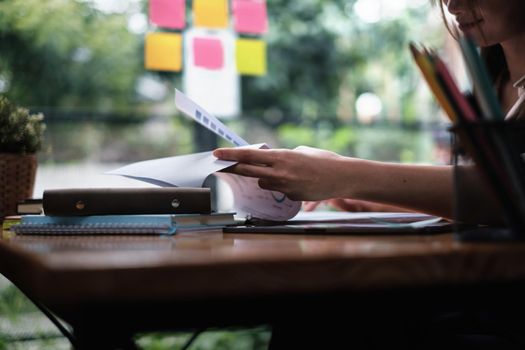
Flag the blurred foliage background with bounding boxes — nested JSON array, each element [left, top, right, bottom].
[[0, 0, 451, 164], [0, 0, 454, 349]]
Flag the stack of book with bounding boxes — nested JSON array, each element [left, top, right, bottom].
[[410, 37, 525, 235], [17, 198, 43, 215], [2, 215, 21, 239], [11, 188, 238, 236]]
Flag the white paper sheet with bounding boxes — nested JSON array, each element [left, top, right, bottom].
[[108, 91, 302, 220], [175, 89, 248, 146], [183, 29, 240, 119], [215, 172, 302, 221], [106, 146, 252, 187]]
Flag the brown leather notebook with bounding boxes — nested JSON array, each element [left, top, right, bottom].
[[43, 188, 211, 216]]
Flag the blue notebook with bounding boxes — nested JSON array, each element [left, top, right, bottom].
[[12, 213, 237, 235]]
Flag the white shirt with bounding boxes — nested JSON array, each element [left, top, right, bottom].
[[505, 75, 525, 120]]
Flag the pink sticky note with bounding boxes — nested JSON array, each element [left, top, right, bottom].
[[150, 0, 185, 29], [233, 0, 268, 34], [193, 37, 224, 70]]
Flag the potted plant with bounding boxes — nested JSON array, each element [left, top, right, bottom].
[[0, 95, 45, 218]]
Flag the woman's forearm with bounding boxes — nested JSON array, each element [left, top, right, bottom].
[[339, 158, 504, 223], [339, 158, 454, 218]]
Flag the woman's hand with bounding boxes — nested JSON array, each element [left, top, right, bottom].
[[303, 199, 413, 213], [213, 146, 352, 201]]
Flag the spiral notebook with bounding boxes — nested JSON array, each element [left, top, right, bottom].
[[11, 213, 237, 235]]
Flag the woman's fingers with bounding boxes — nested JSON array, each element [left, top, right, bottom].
[[222, 163, 277, 179], [258, 178, 274, 191], [302, 201, 321, 211], [214, 148, 278, 166], [215, 148, 286, 179]]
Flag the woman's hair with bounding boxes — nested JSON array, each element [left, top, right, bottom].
[[431, 0, 509, 96]]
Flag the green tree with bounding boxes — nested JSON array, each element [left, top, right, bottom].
[[242, 0, 441, 128], [0, 0, 142, 110]]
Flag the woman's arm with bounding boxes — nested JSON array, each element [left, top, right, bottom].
[[213, 146, 504, 223], [302, 198, 414, 213]]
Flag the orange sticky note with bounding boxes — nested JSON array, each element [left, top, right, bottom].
[[236, 38, 266, 76], [145, 32, 182, 72], [149, 0, 185, 29], [193, 0, 229, 29]]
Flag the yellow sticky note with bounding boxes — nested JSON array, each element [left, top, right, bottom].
[[236, 39, 266, 76], [193, 0, 229, 29], [145, 32, 182, 72]]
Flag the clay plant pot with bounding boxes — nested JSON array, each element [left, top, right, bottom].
[[0, 153, 37, 218]]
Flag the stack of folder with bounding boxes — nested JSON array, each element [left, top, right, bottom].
[[11, 188, 237, 235], [410, 37, 525, 236]]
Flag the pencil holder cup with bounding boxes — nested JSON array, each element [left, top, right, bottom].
[[450, 121, 525, 241]]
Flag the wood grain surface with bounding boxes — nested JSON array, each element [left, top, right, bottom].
[[1, 230, 525, 306]]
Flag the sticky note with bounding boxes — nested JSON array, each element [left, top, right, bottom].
[[236, 39, 266, 76], [145, 32, 182, 72], [193, 37, 224, 70], [149, 0, 185, 29], [193, 0, 229, 29], [233, 0, 268, 34]]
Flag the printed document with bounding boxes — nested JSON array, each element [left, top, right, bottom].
[[107, 90, 301, 221]]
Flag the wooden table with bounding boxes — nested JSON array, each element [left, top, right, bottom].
[[2, 230, 525, 349]]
